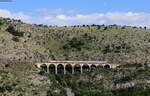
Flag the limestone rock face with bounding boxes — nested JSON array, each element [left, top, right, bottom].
[[1, 17, 150, 65], [147, 64, 150, 67], [116, 82, 135, 89], [94, 74, 103, 80], [28, 74, 51, 86]]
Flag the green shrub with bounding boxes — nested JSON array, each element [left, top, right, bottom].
[[12, 36, 19, 42], [6, 26, 24, 37]]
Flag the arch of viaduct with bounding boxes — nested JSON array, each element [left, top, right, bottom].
[[35, 61, 120, 74]]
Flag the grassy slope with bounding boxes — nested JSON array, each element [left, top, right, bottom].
[[0, 17, 150, 64], [0, 62, 150, 96], [0, 18, 150, 96]]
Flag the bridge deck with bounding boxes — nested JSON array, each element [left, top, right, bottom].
[[48, 61, 107, 64]]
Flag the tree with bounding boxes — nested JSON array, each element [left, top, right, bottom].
[[6, 26, 24, 37]]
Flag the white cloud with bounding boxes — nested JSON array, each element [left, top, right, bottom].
[[12, 12, 30, 20], [0, 9, 150, 27], [37, 8, 64, 15], [0, 9, 30, 21], [36, 8, 85, 16], [0, 9, 12, 17]]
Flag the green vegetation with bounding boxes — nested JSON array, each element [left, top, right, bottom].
[[0, 17, 150, 96], [0, 18, 150, 64], [0, 17, 150, 64], [0, 62, 149, 96], [6, 25, 24, 37]]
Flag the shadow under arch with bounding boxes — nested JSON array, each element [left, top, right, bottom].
[[74, 64, 81, 73], [65, 64, 72, 74], [49, 64, 55, 73], [104, 64, 111, 69], [40, 64, 47, 72], [82, 64, 90, 73], [97, 65, 104, 69], [91, 64, 97, 71], [57, 64, 64, 74]]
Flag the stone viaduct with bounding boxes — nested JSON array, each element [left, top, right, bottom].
[[35, 61, 120, 74]]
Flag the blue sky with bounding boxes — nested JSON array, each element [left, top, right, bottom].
[[1, 0, 150, 13], [0, 0, 150, 26]]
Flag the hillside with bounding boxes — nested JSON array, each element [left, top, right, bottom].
[[0, 62, 150, 96], [0, 17, 150, 96], [0, 17, 150, 64]]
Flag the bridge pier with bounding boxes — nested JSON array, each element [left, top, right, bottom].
[[64, 65, 66, 74], [72, 66, 74, 74], [47, 65, 49, 73], [55, 65, 58, 74], [89, 64, 91, 72], [80, 64, 83, 74]]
